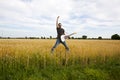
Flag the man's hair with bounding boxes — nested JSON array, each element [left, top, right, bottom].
[[58, 23, 62, 28]]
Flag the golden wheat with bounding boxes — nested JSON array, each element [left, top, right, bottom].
[[0, 39, 120, 65]]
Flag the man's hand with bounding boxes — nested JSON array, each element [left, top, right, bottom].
[[57, 16, 60, 19], [56, 16, 60, 28]]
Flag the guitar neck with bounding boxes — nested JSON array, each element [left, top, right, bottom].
[[68, 33, 76, 37]]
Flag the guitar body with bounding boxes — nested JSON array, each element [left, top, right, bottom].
[[60, 32, 76, 42], [61, 35, 69, 42]]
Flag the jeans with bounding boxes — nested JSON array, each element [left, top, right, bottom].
[[51, 38, 69, 52]]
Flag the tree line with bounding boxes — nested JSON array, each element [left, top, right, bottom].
[[0, 34, 120, 40]]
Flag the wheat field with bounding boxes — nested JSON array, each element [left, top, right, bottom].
[[0, 39, 120, 80]]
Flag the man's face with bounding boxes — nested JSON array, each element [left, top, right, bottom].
[[58, 23, 62, 28]]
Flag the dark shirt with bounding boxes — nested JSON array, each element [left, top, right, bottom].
[[57, 27, 65, 39]]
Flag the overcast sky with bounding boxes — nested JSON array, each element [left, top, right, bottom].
[[0, 0, 120, 38]]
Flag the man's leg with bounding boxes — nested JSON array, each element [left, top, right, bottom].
[[51, 39, 60, 53], [61, 41, 69, 51]]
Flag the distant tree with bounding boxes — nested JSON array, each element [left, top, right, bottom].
[[50, 36, 52, 39], [43, 37, 46, 39], [77, 37, 81, 39], [111, 34, 120, 40], [25, 36, 27, 39], [29, 37, 35, 39], [46, 37, 49, 39], [98, 36, 102, 39], [82, 35, 87, 39], [68, 36, 70, 39], [71, 37, 74, 39], [41, 36, 43, 39], [29, 37, 39, 39]]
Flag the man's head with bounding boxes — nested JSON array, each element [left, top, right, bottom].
[[58, 23, 62, 28]]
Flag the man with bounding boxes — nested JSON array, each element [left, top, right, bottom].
[[51, 16, 69, 53]]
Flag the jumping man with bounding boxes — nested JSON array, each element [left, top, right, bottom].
[[51, 16, 69, 53]]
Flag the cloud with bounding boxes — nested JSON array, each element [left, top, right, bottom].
[[0, 0, 120, 38], [72, 0, 120, 25]]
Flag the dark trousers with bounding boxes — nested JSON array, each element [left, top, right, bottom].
[[51, 38, 69, 51]]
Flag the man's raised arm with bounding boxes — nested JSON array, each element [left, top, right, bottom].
[[56, 16, 59, 28]]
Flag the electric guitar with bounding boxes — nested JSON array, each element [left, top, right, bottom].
[[61, 32, 77, 42]]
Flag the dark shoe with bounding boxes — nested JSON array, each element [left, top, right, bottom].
[[51, 48, 54, 53], [66, 48, 70, 53]]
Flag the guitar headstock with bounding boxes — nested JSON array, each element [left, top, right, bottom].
[[73, 32, 77, 34]]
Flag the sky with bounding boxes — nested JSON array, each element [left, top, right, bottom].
[[0, 0, 120, 38]]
